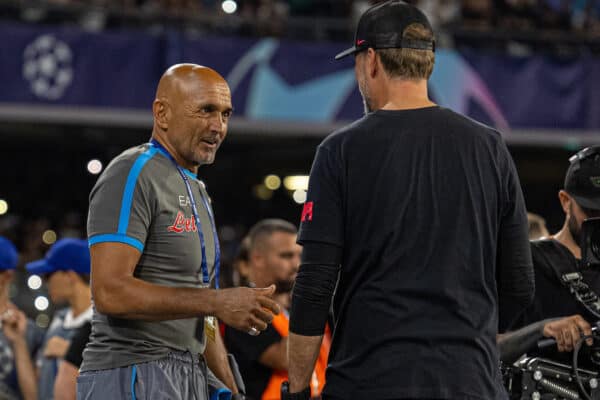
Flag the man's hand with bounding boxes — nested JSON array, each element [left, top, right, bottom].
[[214, 285, 280, 333], [2, 307, 38, 400], [44, 336, 70, 358], [542, 314, 593, 352], [2, 308, 27, 344]]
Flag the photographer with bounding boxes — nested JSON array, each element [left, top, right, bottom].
[[508, 146, 600, 364], [498, 315, 593, 364]]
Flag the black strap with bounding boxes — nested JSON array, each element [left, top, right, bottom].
[[560, 272, 600, 320], [280, 382, 311, 400]]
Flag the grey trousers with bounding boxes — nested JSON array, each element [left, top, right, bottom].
[[76, 352, 211, 400]]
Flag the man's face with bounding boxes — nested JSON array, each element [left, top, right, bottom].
[[45, 271, 70, 304], [568, 199, 600, 247], [354, 52, 373, 115], [259, 232, 302, 286], [0, 270, 12, 290], [167, 81, 232, 167]]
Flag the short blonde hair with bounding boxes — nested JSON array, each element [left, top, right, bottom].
[[377, 23, 435, 80]]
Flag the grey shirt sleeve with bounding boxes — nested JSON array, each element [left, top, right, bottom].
[[87, 152, 155, 252]]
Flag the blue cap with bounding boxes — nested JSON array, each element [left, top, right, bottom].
[[26, 238, 90, 275], [0, 236, 18, 271]]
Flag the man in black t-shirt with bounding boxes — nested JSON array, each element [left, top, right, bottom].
[[511, 146, 600, 362], [283, 2, 534, 400]]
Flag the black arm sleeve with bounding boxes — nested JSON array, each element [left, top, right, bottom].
[[64, 321, 92, 368], [497, 319, 553, 364], [289, 241, 341, 336], [497, 143, 535, 332]]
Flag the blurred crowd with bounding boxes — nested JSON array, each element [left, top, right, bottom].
[[2, 0, 600, 43]]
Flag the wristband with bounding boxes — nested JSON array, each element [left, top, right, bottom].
[[281, 381, 311, 400]]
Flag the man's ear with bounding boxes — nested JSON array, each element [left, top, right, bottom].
[[558, 190, 572, 215], [153, 99, 170, 131], [366, 48, 379, 79], [0, 270, 13, 284], [247, 247, 261, 269]]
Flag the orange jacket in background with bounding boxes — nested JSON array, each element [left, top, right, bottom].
[[261, 312, 331, 400]]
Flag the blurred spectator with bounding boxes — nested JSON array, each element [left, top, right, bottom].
[[539, 0, 573, 31], [4, 0, 600, 43], [255, 0, 289, 36], [528, 212, 550, 239], [25, 239, 92, 400], [0, 237, 44, 400], [53, 321, 91, 400], [461, 0, 495, 29], [225, 219, 315, 400], [497, 0, 539, 31], [416, 0, 460, 30]]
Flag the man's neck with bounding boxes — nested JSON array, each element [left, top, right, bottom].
[[553, 225, 581, 259], [247, 271, 270, 289], [151, 132, 199, 174], [378, 79, 435, 111]]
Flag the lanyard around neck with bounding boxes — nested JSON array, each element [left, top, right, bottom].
[[149, 139, 220, 288]]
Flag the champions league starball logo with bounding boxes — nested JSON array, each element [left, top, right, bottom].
[[22, 34, 74, 100]]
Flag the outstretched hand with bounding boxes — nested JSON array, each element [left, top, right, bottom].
[[542, 314, 593, 352], [215, 285, 280, 332]]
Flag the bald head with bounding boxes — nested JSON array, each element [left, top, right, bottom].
[[156, 64, 227, 101], [151, 63, 232, 170]]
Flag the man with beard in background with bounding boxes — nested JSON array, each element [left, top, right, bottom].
[[225, 219, 330, 400], [510, 146, 600, 363]]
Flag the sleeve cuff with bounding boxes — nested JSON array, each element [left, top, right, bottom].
[[88, 234, 144, 252]]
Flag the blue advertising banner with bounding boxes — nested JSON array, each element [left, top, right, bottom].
[[1, 21, 599, 131]]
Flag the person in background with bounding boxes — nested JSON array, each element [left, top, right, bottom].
[[52, 321, 90, 400], [225, 219, 329, 400], [0, 236, 43, 400], [511, 146, 600, 365], [25, 238, 92, 400], [527, 212, 549, 240]]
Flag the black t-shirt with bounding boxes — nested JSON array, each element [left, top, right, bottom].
[[515, 239, 600, 365], [64, 321, 92, 368], [224, 324, 282, 400], [298, 107, 532, 400]]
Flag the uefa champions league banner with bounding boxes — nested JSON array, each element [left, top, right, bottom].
[[1, 21, 599, 130]]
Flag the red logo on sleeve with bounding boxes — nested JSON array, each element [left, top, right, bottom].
[[301, 201, 314, 222]]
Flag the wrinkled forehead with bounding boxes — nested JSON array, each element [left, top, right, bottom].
[[182, 79, 232, 107]]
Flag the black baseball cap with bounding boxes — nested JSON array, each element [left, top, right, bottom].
[[335, 0, 435, 60], [565, 146, 600, 210]]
